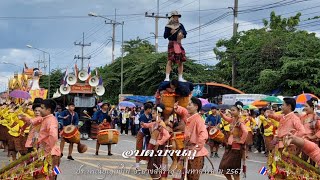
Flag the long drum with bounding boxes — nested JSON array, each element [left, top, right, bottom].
[[90, 122, 99, 139], [62, 125, 80, 144], [170, 132, 185, 150], [208, 127, 225, 143], [97, 129, 119, 145], [160, 93, 175, 108], [161, 93, 176, 118], [176, 95, 190, 108]]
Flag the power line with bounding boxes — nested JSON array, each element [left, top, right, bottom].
[[188, 12, 231, 32], [176, 0, 198, 10], [186, 4, 320, 41], [237, 0, 314, 14], [146, 0, 171, 13], [159, 0, 181, 12], [186, 0, 315, 35], [91, 41, 112, 59], [52, 22, 106, 57]]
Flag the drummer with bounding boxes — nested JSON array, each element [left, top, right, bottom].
[[96, 116, 113, 156], [91, 103, 111, 124], [91, 103, 113, 156], [59, 102, 79, 160], [205, 106, 221, 158]]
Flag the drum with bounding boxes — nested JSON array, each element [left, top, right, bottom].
[[90, 122, 99, 139], [161, 93, 175, 108], [77, 143, 88, 153], [161, 93, 176, 119], [176, 95, 190, 108], [208, 127, 225, 143], [170, 132, 184, 150], [97, 129, 119, 145], [62, 125, 80, 144]]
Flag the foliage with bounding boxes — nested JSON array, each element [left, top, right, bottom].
[[43, 11, 320, 102], [39, 69, 63, 98], [98, 40, 217, 104], [123, 37, 156, 54], [213, 11, 320, 96]]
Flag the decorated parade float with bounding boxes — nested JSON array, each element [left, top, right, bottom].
[[267, 146, 320, 179], [8, 65, 47, 101]]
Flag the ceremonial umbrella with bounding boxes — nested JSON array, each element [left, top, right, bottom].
[[243, 105, 258, 110], [295, 93, 319, 104], [9, 90, 31, 99], [261, 96, 283, 104], [251, 100, 268, 108], [119, 101, 136, 108], [202, 103, 218, 111], [198, 98, 209, 106]]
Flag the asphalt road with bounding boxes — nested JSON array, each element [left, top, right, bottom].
[[0, 133, 269, 180]]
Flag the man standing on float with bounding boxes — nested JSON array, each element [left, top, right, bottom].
[[164, 11, 187, 82]]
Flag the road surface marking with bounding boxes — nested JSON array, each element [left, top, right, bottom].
[[247, 159, 266, 164], [75, 157, 135, 163], [121, 140, 136, 143]]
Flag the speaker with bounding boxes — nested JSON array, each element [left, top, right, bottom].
[[67, 74, 77, 85], [89, 76, 99, 87], [95, 85, 105, 96], [59, 85, 71, 95], [78, 70, 89, 81]]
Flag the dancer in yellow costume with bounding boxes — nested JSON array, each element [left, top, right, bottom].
[[6, 103, 32, 160]]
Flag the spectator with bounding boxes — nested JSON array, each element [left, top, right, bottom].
[[133, 107, 141, 136]]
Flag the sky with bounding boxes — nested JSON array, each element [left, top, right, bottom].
[[0, 0, 319, 90]]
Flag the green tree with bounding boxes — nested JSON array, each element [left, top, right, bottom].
[[99, 40, 217, 104], [213, 11, 320, 96], [39, 69, 63, 98], [123, 37, 156, 54]]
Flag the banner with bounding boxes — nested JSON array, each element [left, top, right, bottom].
[[29, 89, 48, 101], [70, 83, 93, 94]]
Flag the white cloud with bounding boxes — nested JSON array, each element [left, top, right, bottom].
[[0, 49, 35, 71], [238, 20, 264, 32], [0, 0, 316, 70]]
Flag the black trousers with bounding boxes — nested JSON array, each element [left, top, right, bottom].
[[255, 133, 265, 152], [121, 119, 129, 134]]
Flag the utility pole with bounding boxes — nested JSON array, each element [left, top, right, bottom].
[[198, 0, 201, 64], [41, 52, 48, 74], [145, 1, 168, 53], [156, 0, 159, 53], [105, 9, 118, 63], [74, 32, 91, 70], [231, 0, 238, 87], [88, 12, 124, 94], [35, 54, 47, 73], [41, 64, 47, 75], [34, 55, 42, 69]]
